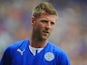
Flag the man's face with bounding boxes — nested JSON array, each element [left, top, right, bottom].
[[32, 13, 57, 40]]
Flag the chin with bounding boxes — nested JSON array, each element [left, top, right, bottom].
[[42, 36, 48, 40]]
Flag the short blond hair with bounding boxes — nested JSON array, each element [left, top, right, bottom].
[[32, 2, 58, 19]]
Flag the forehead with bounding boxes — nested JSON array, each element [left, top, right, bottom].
[[38, 13, 57, 22]]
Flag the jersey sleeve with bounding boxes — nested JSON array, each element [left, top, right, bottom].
[[0, 39, 27, 65], [58, 51, 70, 65], [0, 46, 12, 65]]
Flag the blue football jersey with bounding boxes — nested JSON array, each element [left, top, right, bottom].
[[0, 39, 70, 65]]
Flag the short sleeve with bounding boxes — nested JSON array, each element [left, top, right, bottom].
[[0, 46, 12, 65], [59, 52, 70, 65]]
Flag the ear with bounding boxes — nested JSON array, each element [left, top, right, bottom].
[[32, 16, 36, 25]]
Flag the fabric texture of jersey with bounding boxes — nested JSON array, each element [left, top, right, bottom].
[[0, 39, 70, 65]]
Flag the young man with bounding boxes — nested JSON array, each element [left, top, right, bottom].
[[0, 2, 70, 65]]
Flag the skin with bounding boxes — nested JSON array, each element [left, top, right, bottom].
[[30, 13, 57, 48]]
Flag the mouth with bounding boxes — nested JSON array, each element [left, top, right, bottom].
[[43, 31, 49, 35]]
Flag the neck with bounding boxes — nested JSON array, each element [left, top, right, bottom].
[[30, 37, 48, 48]]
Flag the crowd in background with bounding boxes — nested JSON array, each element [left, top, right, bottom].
[[0, 0, 87, 65]]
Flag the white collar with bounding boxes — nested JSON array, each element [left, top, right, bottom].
[[29, 45, 43, 56]]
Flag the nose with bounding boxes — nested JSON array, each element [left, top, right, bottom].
[[45, 22, 51, 29]]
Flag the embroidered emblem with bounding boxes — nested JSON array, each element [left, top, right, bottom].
[[44, 52, 55, 61], [17, 49, 25, 55]]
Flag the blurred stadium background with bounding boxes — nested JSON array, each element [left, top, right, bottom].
[[0, 0, 87, 65]]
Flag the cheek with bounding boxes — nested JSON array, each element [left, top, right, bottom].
[[34, 23, 43, 31], [50, 26, 54, 31], [38, 22, 45, 29]]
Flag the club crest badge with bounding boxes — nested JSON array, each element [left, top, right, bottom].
[[44, 52, 55, 61]]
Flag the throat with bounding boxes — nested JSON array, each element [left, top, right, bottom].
[[30, 40, 48, 48]]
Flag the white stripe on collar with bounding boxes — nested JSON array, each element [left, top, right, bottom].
[[29, 45, 43, 56]]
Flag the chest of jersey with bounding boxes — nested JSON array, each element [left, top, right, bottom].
[[12, 47, 57, 65]]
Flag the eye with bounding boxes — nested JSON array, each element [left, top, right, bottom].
[[51, 21, 55, 25], [40, 20, 48, 23]]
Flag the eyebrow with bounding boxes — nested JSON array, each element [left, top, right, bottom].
[[40, 19, 55, 25]]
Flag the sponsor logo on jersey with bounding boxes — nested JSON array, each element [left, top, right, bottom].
[[17, 49, 25, 55]]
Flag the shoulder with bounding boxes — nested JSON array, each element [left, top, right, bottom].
[[48, 42, 70, 65], [48, 42, 70, 59], [8, 39, 29, 49], [1, 39, 29, 62], [3, 39, 29, 55], [48, 42, 64, 53]]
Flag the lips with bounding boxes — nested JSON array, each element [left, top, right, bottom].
[[42, 30, 50, 36], [43, 31, 49, 34]]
